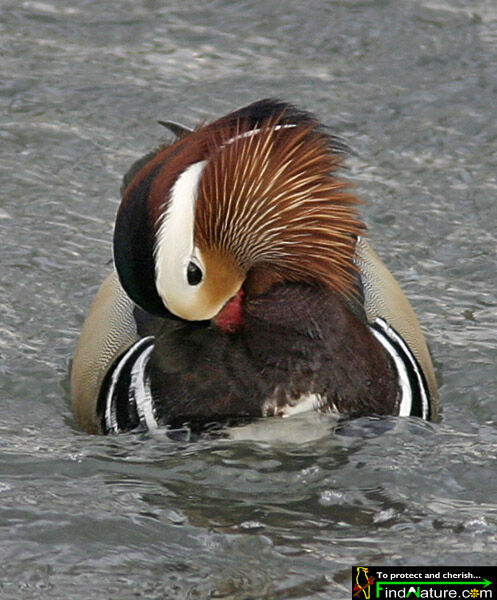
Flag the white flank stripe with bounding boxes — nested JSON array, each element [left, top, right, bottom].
[[129, 343, 158, 431], [369, 322, 413, 417], [105, 337, 154, 433], [372, 318, 429, 419]]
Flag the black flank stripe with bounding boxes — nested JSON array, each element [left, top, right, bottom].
[[370, 321, 429, 419], [98, 338, 155, 433]]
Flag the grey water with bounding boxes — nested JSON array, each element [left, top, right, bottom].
[[1, 0, 497, 598]]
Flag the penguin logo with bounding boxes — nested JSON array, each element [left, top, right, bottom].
[[353, 567, 375, 599]]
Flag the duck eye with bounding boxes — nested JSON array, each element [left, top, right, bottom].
[[187, 261, 203, 286]]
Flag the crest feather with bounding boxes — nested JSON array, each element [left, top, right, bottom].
[[195, 113, 364, 298]]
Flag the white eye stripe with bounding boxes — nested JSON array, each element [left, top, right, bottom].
[[154, 160, 207, 312]]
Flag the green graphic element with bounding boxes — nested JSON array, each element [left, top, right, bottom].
[[376, 578, 492, 597]]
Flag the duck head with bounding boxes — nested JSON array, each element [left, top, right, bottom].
[[113, 99, 364, 327]]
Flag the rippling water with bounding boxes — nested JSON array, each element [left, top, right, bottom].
[[1, 1, 497, 598]]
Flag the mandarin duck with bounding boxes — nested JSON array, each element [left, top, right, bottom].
[[71, 99, 438, 434]]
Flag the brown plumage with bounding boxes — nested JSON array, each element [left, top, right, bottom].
[[195, 117, 364, 300]]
